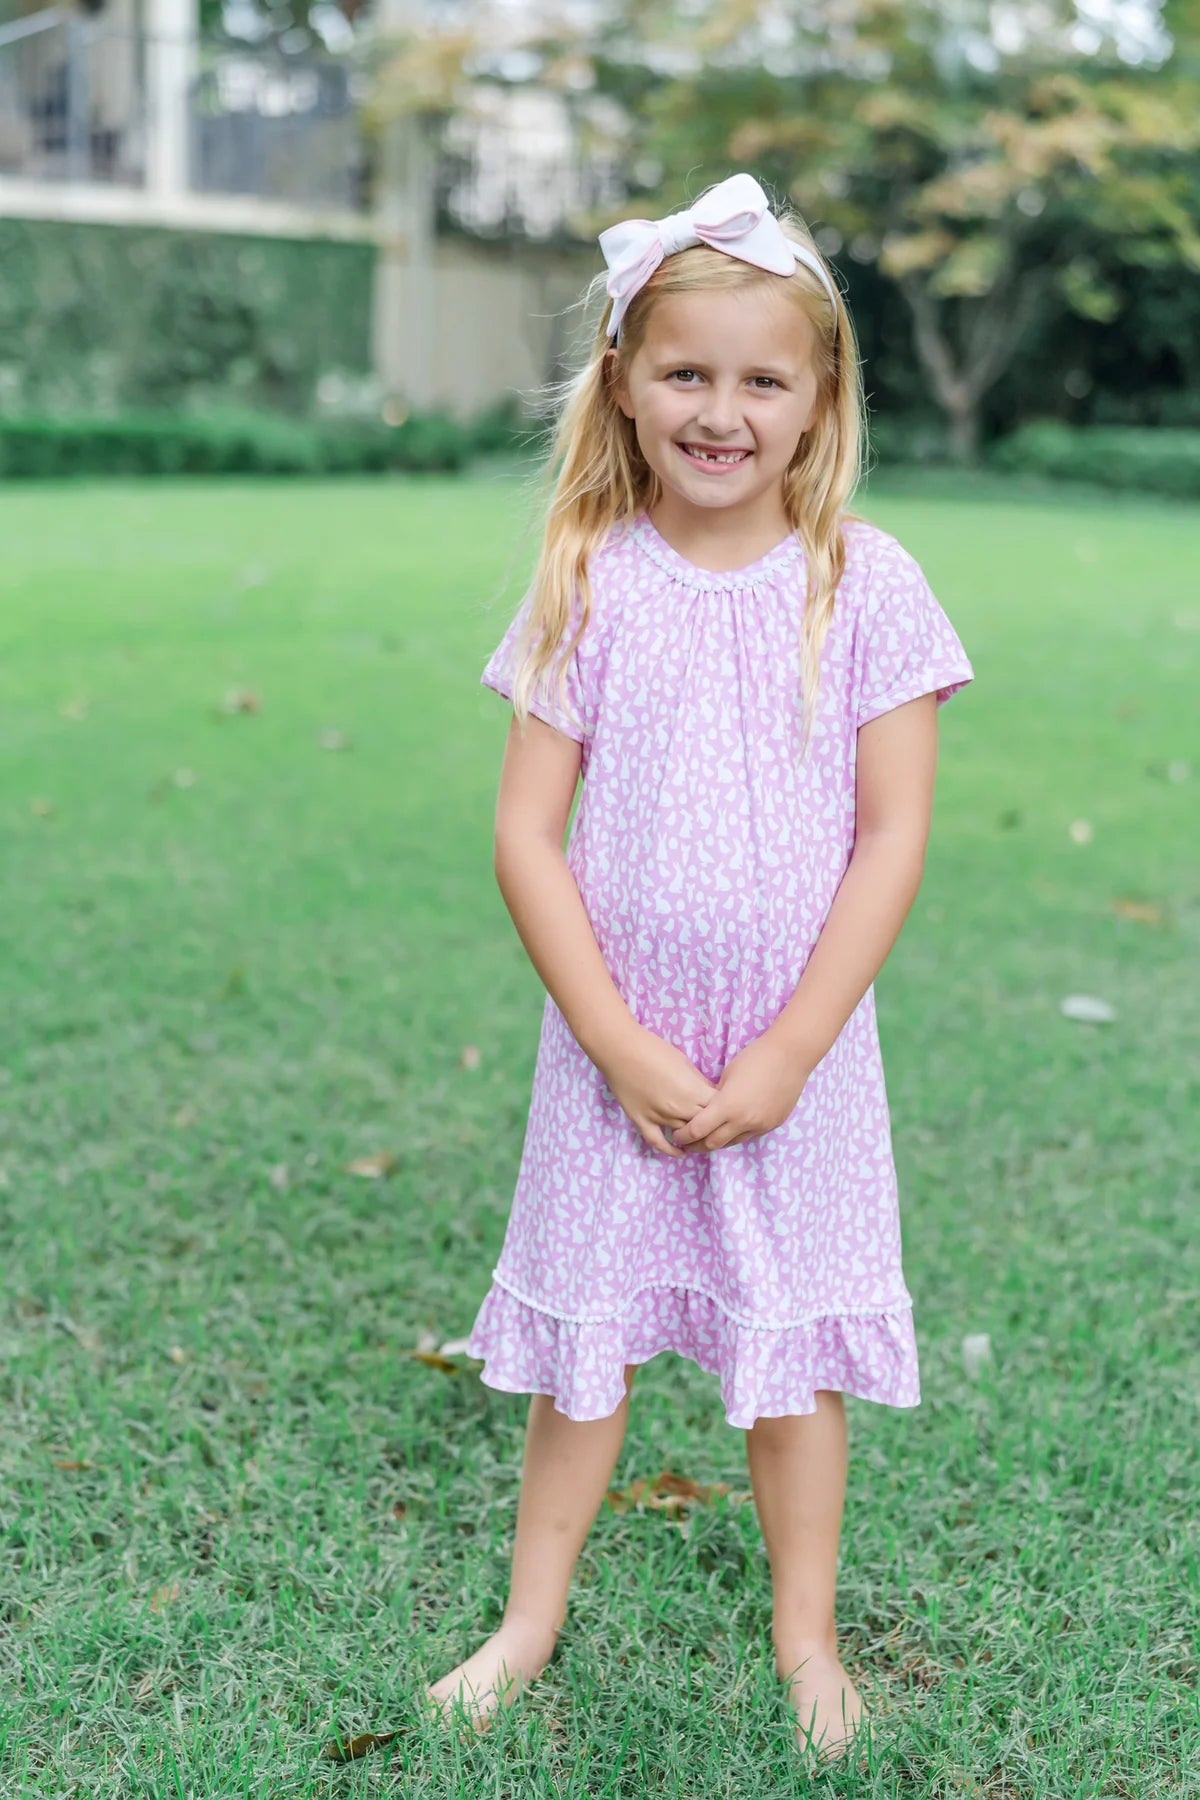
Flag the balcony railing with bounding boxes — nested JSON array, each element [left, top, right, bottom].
[[0, 10, 631, 239]]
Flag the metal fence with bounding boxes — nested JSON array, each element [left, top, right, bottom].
[[0, 8, 148, 185], [188, 48, 369, 210], [0, 9, 629, 237], [435, 91, 630, 247], [0, 9, 368, 208]]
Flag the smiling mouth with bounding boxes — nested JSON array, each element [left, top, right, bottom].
[[678, 443, 752, 466]]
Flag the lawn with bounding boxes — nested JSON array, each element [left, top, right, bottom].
[[1, 469, 1196, 1797]]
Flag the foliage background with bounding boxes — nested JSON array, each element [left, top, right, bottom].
[[0, 221, 375, 420]]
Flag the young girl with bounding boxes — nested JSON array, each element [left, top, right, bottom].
[[427, 171, 974, 1763]]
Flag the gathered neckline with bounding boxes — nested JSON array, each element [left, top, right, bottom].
[[629, 511, 805, 592]]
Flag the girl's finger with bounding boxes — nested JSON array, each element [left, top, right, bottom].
[[644, 1123, 684, 1158], [676, 1102, 725, 1147]]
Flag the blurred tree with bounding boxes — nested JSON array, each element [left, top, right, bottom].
[[195, 0, 368, 47], [590, 0, 1200, 460]]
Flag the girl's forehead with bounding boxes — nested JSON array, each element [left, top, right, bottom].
[[639, 284, 813, 364]]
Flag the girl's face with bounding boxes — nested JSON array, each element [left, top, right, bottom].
[[609, 282, 820, 524]]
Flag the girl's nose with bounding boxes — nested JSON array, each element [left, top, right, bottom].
[[694, 389, 742, 434]]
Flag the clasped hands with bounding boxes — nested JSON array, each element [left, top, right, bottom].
[[597, 1020, 812, 1159]]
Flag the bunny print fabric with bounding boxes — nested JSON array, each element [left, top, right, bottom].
[[467, 512, 974, 1427]]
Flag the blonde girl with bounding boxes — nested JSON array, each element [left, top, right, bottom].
[[426, 172, 975, 1764]]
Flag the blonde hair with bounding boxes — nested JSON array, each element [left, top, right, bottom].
[[506, 191, 869, 756]]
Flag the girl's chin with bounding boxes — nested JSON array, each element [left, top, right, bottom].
[[657, 461, 769, 506]]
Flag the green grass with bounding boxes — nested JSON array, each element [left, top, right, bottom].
[[1, 470, 1197, 1797]]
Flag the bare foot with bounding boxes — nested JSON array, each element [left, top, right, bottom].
[[424, 1618, 558, 1733], [777, 1643, 866, 1763]]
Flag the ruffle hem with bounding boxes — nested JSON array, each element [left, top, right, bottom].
[[466, 1279, 920, 1430]]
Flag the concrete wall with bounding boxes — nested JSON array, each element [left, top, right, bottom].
[[399, 237, 602, 416]]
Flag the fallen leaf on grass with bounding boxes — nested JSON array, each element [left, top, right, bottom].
[[345, 1152, 397, 1178], [324, 1729, 405, 1763], [219, 687, 261, 715], [459, 1044, 481, 1070], [173, 768, 197, 789], [1059, 994, 1116, 1024], [267, 1162, 289, 1191], [51, 1458, 95, 1472], [410, 1350, 462, 1374], [605, 1469, 736, 1516], [1067, 819, 1093, 845], [150, 1583, 180, 1611], [962, 1333, 993, 1379], [167, 1345, 186, 1364], [318, 728, 350, 752], [30, 798, 54, 817], [1111, 898, 1162, 925]]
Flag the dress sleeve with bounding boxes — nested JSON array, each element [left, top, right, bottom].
[[853, 538, 975, 728], [480, 589, 593, 744]]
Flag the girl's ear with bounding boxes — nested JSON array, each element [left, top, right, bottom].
[[799, 381, 826, 439], [603, 347, 633, 420]]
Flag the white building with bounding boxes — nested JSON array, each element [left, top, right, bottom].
[[0, 0, 615, 414]]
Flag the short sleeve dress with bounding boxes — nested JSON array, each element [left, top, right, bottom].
[[467, 510, 974, 1428]]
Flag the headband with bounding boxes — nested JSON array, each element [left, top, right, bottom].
[[598, 172, 840, 344]]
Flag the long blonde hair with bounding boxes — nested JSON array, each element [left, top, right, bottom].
[[506, 191, 869, 755]]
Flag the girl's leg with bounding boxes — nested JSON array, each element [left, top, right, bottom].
[[744, 1390, 865, 1759], [426, 1364, 638, 1726]]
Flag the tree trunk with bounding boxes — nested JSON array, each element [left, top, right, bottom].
[[947, 398, 981, 465], [899, 269, 1046, 467]]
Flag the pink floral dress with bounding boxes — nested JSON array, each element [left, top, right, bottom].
[[467, 511, 974, 1427]]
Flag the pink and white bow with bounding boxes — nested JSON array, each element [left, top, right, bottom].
[[598, 172, 839, 343]]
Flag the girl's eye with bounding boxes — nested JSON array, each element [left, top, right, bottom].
[[668, 370, 780, 388]]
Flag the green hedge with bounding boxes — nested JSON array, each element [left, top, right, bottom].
[[0, 408, 477, 477], [988, 422, 1200, 498], [0, 394, 552, 478], [868, 415, 953, 466], [0, 219, 374, 418]]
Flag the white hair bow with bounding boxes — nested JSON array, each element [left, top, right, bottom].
[[598, 172, 839, 343]]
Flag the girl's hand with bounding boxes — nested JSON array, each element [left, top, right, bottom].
[[671, 1033, 811, 1153], [595, 1023, 720, 1159]]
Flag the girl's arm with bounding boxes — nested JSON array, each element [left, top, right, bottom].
[[768, 690, 939, 1074], [491, 713, 632, 1067], [491, 713, 719, 1155], [673, 692, 939, 1153]]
